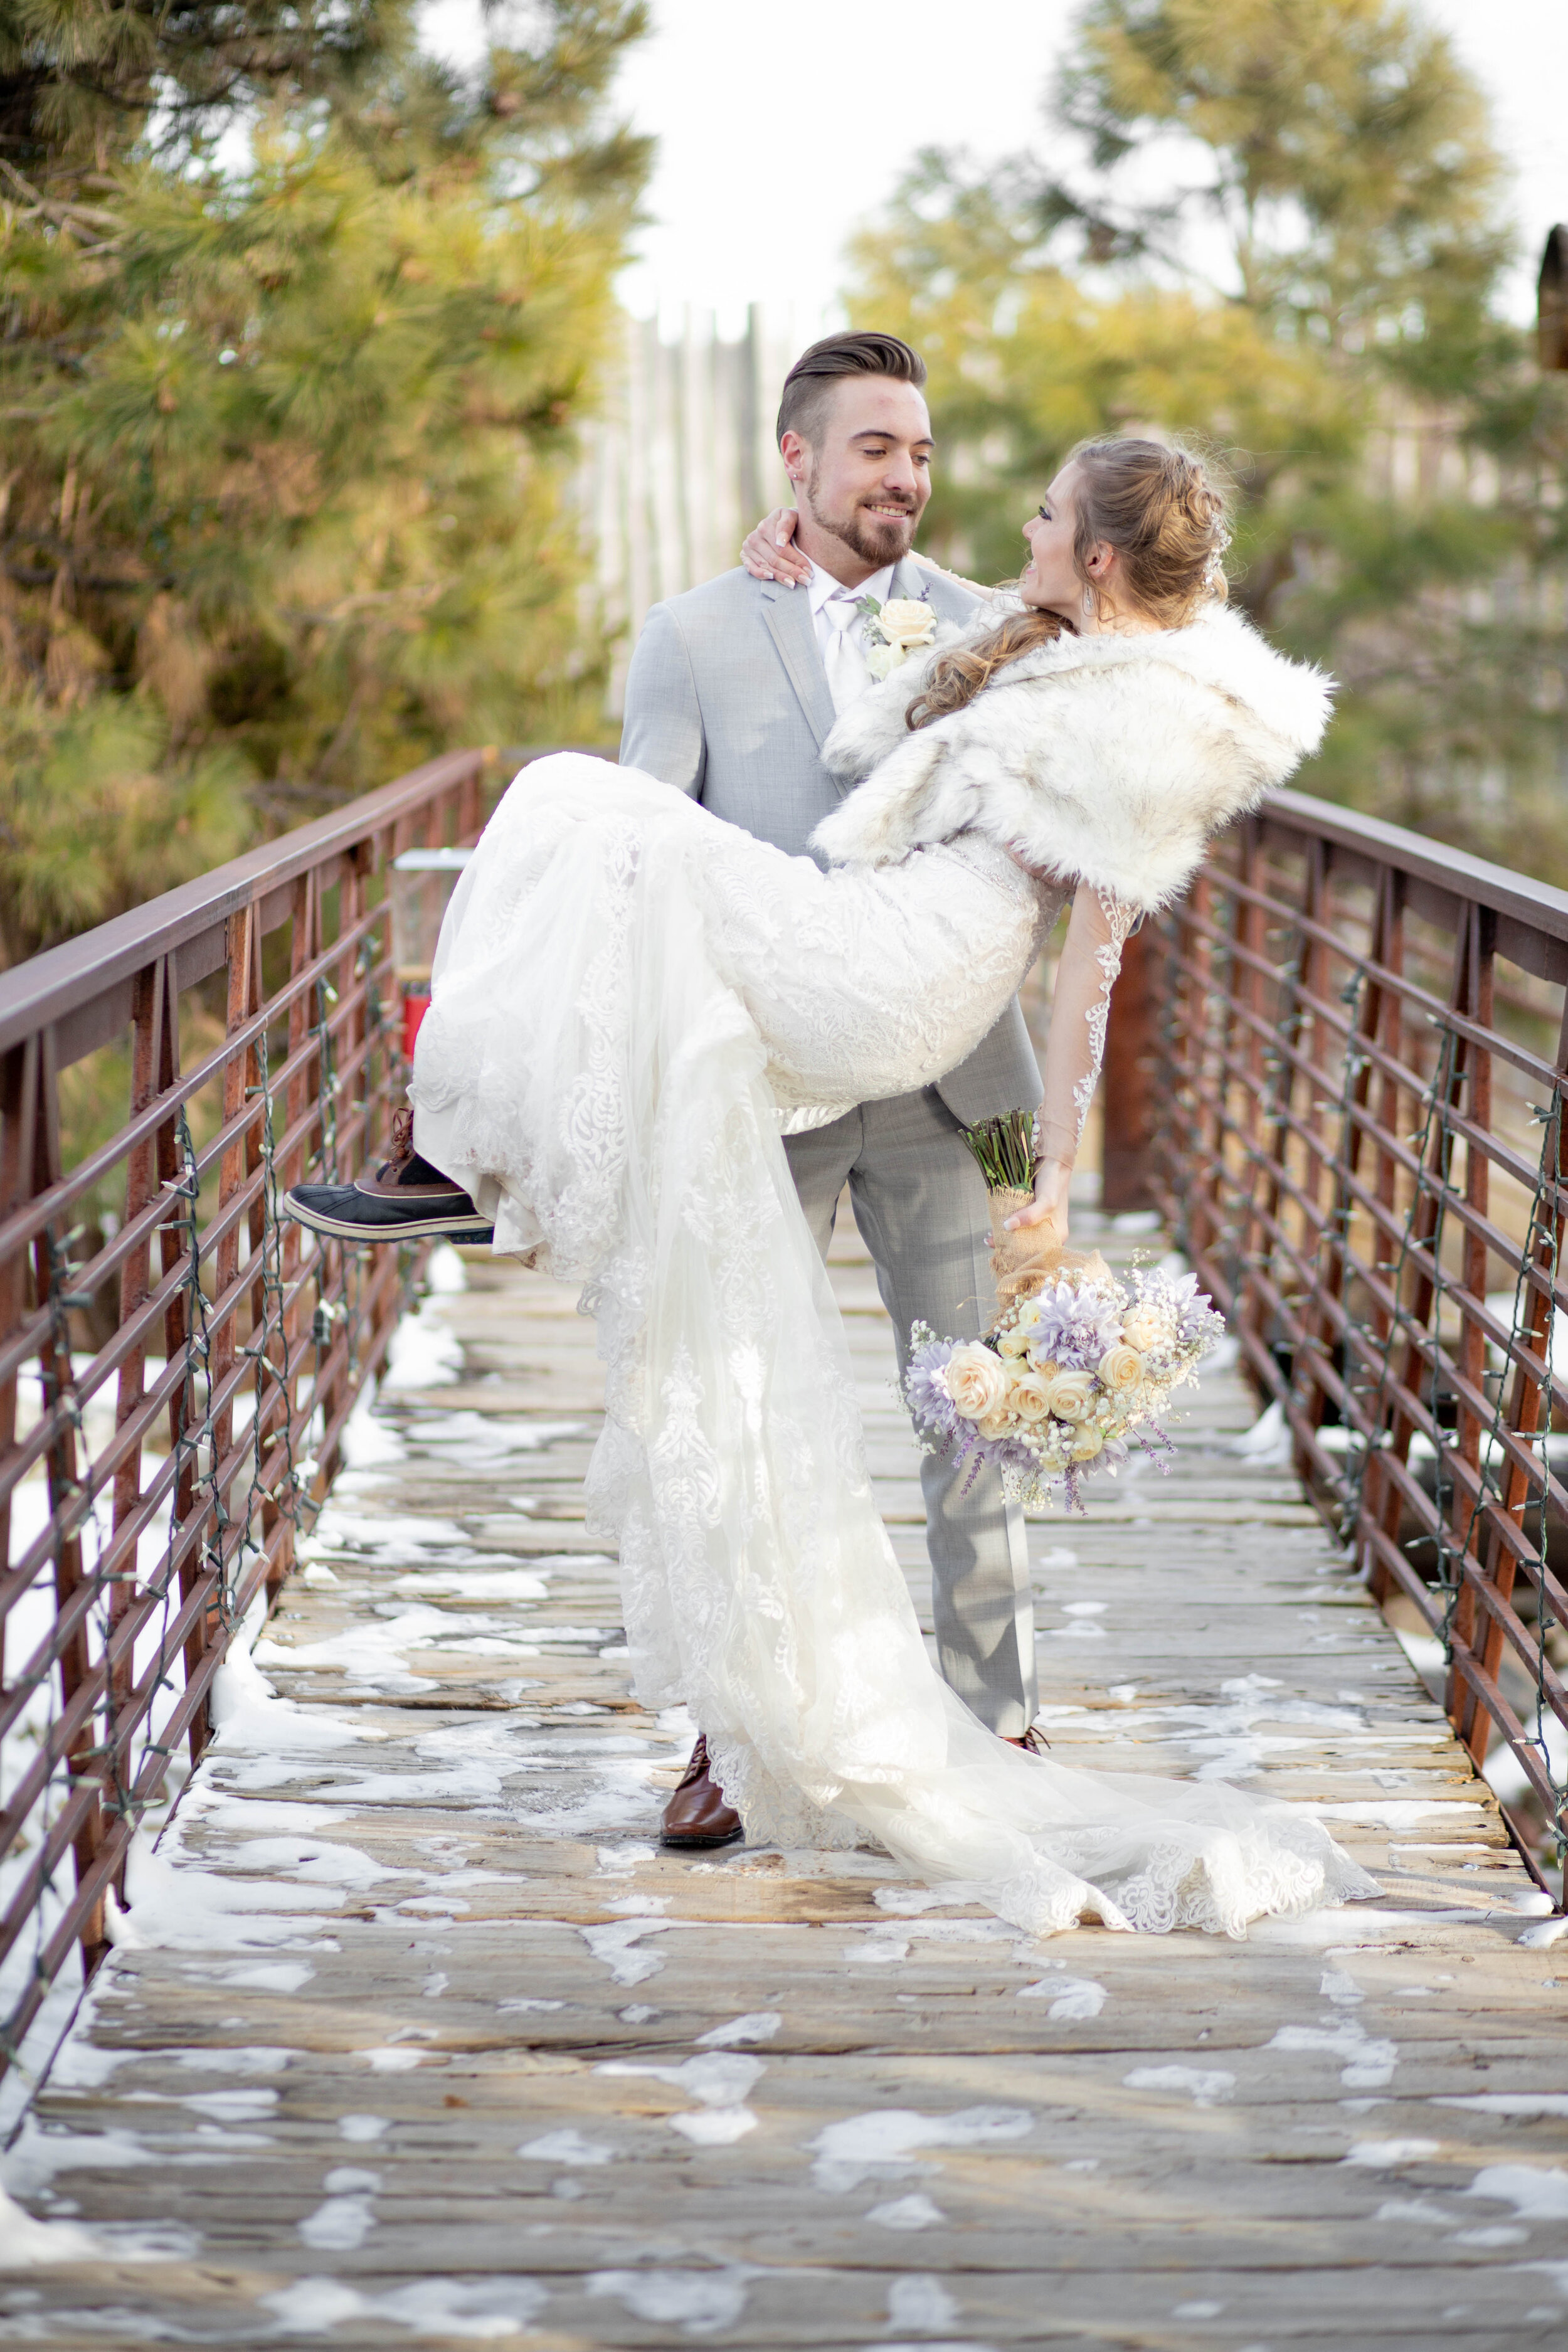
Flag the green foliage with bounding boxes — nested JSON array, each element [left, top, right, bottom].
[[0, 0, 649, 963], [849, 0, 1568, 877], [1051, 0, 1513, 390], [0, 697, 249, 956]]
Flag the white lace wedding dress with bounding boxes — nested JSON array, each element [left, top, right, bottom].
[[411, 751, 1377, 1938]]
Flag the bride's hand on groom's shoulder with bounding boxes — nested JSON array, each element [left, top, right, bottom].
[[741, 509, 812, 586]]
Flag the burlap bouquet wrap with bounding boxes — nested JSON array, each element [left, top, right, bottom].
[[986, 1187, 1113, 1313]]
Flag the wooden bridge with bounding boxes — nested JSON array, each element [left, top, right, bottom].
[[3, 756, 1567, 2346]]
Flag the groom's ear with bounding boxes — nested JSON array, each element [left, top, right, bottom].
[[779, 428, 808, 485]]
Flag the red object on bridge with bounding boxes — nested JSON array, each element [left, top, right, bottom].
[[401, 991, 432, 1062]]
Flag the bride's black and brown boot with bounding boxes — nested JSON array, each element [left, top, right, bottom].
[[285, 1110, 494, 1244], [659, 1734, 743, 1848], [1003, 1726, 1051, 1754]]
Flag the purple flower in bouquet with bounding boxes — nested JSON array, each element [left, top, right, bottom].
[[1022, 1276, 1124, 1370], [1171, 1273, 1224, 1350], [904, 1333, 961, 1446]]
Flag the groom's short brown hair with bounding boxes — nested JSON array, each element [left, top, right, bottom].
[[775, 332, 928, 450]]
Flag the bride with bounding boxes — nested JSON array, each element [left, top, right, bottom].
[[328, 438, 1377, 1938]]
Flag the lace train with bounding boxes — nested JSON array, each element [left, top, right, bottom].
[[411, 755, 1379, 1938]]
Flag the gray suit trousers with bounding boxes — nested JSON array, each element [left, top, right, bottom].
[[785, 1089, 1038, 1738]]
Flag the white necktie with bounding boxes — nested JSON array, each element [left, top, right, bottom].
[[822, 591, 869, 715]]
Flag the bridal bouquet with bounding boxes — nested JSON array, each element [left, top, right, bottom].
[[903, 1113, 1224, 1510]]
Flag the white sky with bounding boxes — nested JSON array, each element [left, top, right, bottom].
[[422, 1, 1566, 332]]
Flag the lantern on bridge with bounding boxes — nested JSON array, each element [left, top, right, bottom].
[[388, 847, 472, 1061]]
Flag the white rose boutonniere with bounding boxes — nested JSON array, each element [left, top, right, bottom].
[[857, 591, 937, 681]]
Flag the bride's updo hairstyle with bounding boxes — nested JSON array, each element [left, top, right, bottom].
[[907, 438, 1231, 730]]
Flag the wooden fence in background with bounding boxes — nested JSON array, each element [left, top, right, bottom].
[[575, 307, 804, 709]]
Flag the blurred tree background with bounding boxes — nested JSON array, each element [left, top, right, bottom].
[[0, 0, 648, 963], [850, 0, 1568, 878]]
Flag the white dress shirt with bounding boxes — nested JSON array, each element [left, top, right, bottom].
[[808, 560, 896, 715]]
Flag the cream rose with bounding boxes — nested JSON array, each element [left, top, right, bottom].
[[945, 1342, 1009, 1422], [865, 639, 906, 681], [1122, 1306, 1173, 1354], [1098, 1343, 1145, 1394], [977, 1408, 1015, 1441], [1069, 1424, 1104, 1461], [876, 596, 938, 650], [1009, 1372, 1054, 1424], [1044, 1370, 1095, 1423], [997, 1328, 1032, 1359]]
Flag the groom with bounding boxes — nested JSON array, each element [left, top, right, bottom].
[[621, 331, 1046, 1847]]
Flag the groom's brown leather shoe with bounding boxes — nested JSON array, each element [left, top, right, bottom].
[[660, 1733, 743, 1848]]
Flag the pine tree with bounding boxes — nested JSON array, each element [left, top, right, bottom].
[[0, 1, 649, 961], [850, 0, 1568, 877]]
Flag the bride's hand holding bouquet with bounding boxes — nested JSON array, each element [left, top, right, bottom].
[[903, 1110, 1224, 1512]]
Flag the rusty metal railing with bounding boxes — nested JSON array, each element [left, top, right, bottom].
[[0, 747, 511, 2091], [1110, 788, 1568, 1887]]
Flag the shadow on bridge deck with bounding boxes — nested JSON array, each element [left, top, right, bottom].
[[5, 1216, 1567, 2349]]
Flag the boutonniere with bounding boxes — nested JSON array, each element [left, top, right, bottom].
[[855, 589, 937, 680]]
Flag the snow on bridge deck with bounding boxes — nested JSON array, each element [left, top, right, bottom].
[[5, 1216, 1568, 2349]]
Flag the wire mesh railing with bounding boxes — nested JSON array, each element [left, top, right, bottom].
[[0, 746, 503, 2095], [1119, 787, 1568, 1894]]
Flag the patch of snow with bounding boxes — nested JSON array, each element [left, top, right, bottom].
[[0, 2183, 105, 2267], [595, 2052, 768, 2149], [337, 1397, 406, 1472], [1122, 2065, 1235, 2107], [102, 1832, 350, 1952], [867, 2193, 947, 2230], [887, 2275, 958, 2333], [1342, 2138, 1441, 2167], [1465, 2164, 1568, 2220], [381, 1300, 464, 1391], [296, 2167, 380, 2253], [669, 2107, 757, 2146], [695, 2011, 781, 2048], [390, 1566, 550, 1602], [424, 1243, 468, 1295], [1268, 2021, 1398, 2090], [873, 1886, 985, 1916], [808, 2106, 1033, 2193], [1438, 2094, 1568, 2118], [586, 2269, 750, 2336], [181, 2089, 278, 2124], [1373, 2199, 1455, 2227], [1232, 1399, 1292, 1463], [1018, 1976, 1106, 2020], [580, 1917, 683, 1986], [263, 2272, 548, 2338], [518, 2130, 615, 2165], [1305, 1800, 1485, 1828], [852, 1932, 911, 1964]]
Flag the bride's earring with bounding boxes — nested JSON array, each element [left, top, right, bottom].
[[1082, 585, 1095, 617]]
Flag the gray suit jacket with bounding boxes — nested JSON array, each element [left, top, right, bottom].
[[618, 558, 1042, 1126]]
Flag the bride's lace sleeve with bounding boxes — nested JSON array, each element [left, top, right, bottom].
[[1034, 884, 1140, 1171]]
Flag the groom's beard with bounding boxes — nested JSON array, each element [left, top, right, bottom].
[[800, 470, 919, 569]]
